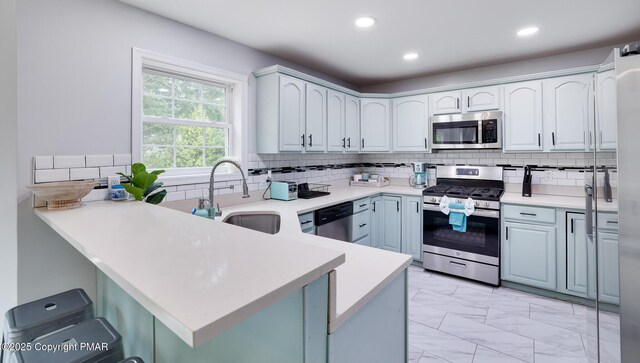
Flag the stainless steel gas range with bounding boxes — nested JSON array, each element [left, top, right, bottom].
[[422, 166, 504, 286]]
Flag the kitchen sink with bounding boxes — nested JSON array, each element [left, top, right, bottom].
[[222, 213, 281, 235]]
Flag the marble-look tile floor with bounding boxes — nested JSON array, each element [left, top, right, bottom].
[[407, 265, 621, 363]]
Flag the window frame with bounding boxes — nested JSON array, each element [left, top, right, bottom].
[[132, 48, 248, 186]]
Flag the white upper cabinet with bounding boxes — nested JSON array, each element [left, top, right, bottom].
[[327, 90, 346, 152], [305, 83, 327, 152], [360, 98, 390, 152], [430, 86, 501, 115], [392, 95, 429, 152], [344, 95, 360, 152], [503, 81, 543, 151], [429, 91, 462, 115], [462, 86, 501, 112], [543, 74, 594, 151], [278, 75, 306, 152], [595, 70, 617, 151]]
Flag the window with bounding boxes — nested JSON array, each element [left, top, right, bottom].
[[142, 70, 231, 169], [132, 48, 247, 182]]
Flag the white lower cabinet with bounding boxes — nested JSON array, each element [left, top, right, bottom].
[[502, 204, 620, 306], [502, 221, 557, 290]]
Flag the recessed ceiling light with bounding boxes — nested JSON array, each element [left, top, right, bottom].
[[517, 27, 539, 37], [403, 52, 419, 61], [355, 16, 376, 28]]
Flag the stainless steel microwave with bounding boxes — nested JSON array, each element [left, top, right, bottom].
[[429, 111, 502, 150]]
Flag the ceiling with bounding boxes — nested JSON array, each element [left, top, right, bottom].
[[120, 0, 640, 87]]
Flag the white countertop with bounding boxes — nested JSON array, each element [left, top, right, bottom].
[[203, 184, 418, 332], [501, 192, 618, 212], [35, 201, 345, 347]]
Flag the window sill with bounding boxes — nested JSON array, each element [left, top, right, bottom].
[[158, 172, 242, 187]]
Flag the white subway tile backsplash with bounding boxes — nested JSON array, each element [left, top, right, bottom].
[[185, 189, 203, 199], [177, 184, 195, 191], [54, 155, 86, 169], [35, 169, 70, 183], [35, 155, 54, 170], [166, 191, 186, 201], [99, 166, 126, 178], [86, 154, 114, 167], [82, 189, 109, 202], [113, 154, 132, 166], [70, 168, 99, 180]]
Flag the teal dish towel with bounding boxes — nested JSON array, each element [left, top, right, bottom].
[[449, 202, 467, 232]]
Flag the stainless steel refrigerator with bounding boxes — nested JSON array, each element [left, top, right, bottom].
[[585, 43, 640, 363]]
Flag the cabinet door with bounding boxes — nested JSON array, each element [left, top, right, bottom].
[[305, 83, 327, 152], [344, 95, 360, 152], [360, 98, 390, 152], [369, 196, 383, 248], [279, 76, 306, 152], [327, 90, 346, 152], [598, 232, 620, 304], [392, 95, 429, 152], [566, 213, 588, 295], [503, 81, 543, 151], [543, 74, 593, 151], [381, 196, 402, 253], [429, 91, 462, 115], [401, 196, 423, 261], [502, 222, 557, 290], [462, 86, 501, 112], [596, 70, 618, 151]]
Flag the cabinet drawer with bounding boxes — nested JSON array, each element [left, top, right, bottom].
[[353, 197, 370, 214], [503, 204, 555, 224], [352, 210, 371, 241], [298, 212, 314, 230], [597, 213, 618, 232]]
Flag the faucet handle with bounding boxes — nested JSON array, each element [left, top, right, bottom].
[[198, 198, 211, 209], [215, 203, 222, 217]]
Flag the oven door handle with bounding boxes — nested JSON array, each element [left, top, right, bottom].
[[423, 203, 499, 219]]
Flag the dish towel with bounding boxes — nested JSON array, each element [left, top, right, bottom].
[[439, 196, 475, 233], [448, 202, 467, 232]]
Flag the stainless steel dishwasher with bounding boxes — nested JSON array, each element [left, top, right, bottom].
[[315, 202, 354, 242]]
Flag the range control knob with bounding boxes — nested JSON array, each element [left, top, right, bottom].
[[484, 202, 490, 208], [431, 197, 437, 202]]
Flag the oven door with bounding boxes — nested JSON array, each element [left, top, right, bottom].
[[422, 203, 500, 262], [430, 120, 480, 149]]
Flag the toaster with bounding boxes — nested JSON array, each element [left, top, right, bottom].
[[271, 181, 298, 201]]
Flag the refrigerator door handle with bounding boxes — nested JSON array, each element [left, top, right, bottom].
[[585, 183, 594, 242]]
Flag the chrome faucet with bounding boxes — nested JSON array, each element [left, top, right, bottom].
[[200, 158, 250, 218]]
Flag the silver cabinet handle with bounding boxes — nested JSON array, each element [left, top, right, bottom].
[[359, 203, 367, 207], [372, 201, 376, 212], [397, 201, 400, 212], [347, 137, 351, 148], [450, 261, 467, 268], [342, 137, 346, 148], [359, 223, 367, 228], [607, 221, 618, 224], [424, 138, 427, 149], [362, 138, 365, 148], [506, 226, 509, 240], [538, 133, 541, 147], [552, 132, 556, 146], [301, 134, 305, 147], [467, 96, 470, 108], [416, 202, 419, 213], [309, 134, 313, 147], [520, 212, 537, 216], [456, 98, 460, 109], [300, 220, 313, 225]]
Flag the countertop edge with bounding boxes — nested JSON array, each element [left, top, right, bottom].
[[34, 207, 346, 347], [328, 256, 412, 333]]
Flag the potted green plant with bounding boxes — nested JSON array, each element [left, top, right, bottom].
[[117, 163, 167, 204]]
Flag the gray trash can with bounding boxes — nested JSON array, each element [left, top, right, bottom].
[[4, 288, 94, 344], [13, 317, 124, 363], [117, 358, 144, 363]]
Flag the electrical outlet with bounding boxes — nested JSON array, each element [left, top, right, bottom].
[[544, 170, 553, 181]]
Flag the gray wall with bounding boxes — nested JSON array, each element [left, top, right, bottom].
[[1, 0, 18, 326], [361, 46, 617, 93], [15, 0, 361, 304]]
